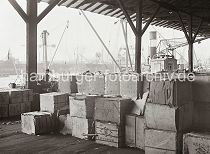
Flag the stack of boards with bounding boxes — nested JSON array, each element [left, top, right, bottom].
[[0, 89, 33, 118]]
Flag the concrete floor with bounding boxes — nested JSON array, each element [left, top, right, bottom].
[[0, 119, 144, 154]]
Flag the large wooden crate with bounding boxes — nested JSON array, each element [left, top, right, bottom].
[[21, 89, 33, 102], [136, 116, 146, 150], [120, 74, 138, 99], [8, 89, 23, 104], [145, 129, 183, 153], [183, 132, 210, 154], [72, 117, 94, 139], [149, 80, 192, 107], [70, 95, 99, 119], [40, 92, 69, 113], [105, 74, 120, 96], [0, 91, 9, 105], [193, 102, 210, 131], [95, 121, 125, 148], [9, 103, 21, 117], [145, 147, 176, 154], [20, 102, 31, 113], [95, 97, 133, 124], [0, 104, 9, 118], [145, 103, 193, 131], [21, 111, 55, 135]]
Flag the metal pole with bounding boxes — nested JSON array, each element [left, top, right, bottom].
[[42, 30, 49, 70], [189, 15, 193, 72], [80, 10, 122, 72]]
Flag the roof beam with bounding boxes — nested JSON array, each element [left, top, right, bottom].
[[116, 0, 138, 36], [37, 0, 61, 23], [193, 18, 203, 42], [8, 0, 29, 23]]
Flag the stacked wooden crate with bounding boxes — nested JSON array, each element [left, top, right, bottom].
[[95, 97, 133, 147], [58, 75, 78, 94], [70, 94, 99, 139], [21, 89, 33, 113], [0, 90, 10, 118], [145, 80, 193, 154], [77, 75, 105, 95], [104, 73, 120, 96]]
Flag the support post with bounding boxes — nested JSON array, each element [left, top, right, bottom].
[[135, 0, 143, 98], [26, 0, 38, 90], [188, 15, 193, 72]]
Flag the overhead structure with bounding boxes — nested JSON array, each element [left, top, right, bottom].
[[9, 0, 210, 97]]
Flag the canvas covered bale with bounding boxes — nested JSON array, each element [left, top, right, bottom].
[[58, 75, 78, 94], [145, 103, 193, 132], [105, 73, 120, 96]]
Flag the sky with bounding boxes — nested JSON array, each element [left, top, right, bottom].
[[0, 0, 210, 65]]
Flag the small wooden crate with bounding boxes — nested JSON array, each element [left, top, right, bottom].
[[95, 121, 125, 148], [21, 111, 55, 135]]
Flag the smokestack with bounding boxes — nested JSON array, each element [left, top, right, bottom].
[[149, 31, 157, 59]]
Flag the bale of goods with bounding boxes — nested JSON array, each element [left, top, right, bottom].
[[0, 104, 9, 118], [71, 117, 94, 140], [95, 121, 125, 148], [0, 90, 9, 105], [149, 80, 192, 107], [193, 102, 210, 131], [40, 92, 69, 114], [120, 74, 138, 99], [58, 75, 78, 94], [105, 74, 120, 96], [95, 97, 133, 124], [145, 129, 183, 154], [9, 103, 21, 117], [183, 132, 210, 154], [125, 114, 137, 147], [21, 111, 55, 135], [136, 116, 146, 150], [145, 103, 193, 131], [70, 94, 99, 119]]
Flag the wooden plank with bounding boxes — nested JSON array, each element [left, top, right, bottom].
[[183, 132, 210, 154], [21, 111, 55, 135], [95, 121, 124, 148], [72, 117, 94, 140], [95, 97, 133, 124], [145, 129, 182, 153], [136, 116, 145, 150], [145, 103, 193, 132], [70, 95, 99, 119]]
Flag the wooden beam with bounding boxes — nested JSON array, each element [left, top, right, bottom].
[[37, 0, 61, 23], [192, 18, 203, 42], [141, 6, 160, 36], [188, 14, 193, 72], [8, 0, 29, 23], [116, 0, 138, 36]]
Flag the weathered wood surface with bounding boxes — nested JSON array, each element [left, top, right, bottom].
[[95, 97, 133, 124], [0, 91, 9, 105], [20, 102, 31, 113], [145, 129, 182, 153], [8, 89, 23, 104], [21, 111, 55, 135], [9, 103, 21, 117], [95, 121, 124, 148], [0, 104, 9, 118], [149, 80, 192, 107], [136, 116, 145, 150], [183, 132, 210, 154], [72, 117, 94, 140], [145, 103, 193, 131]]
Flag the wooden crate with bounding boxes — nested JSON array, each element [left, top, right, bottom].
[[95, 121, 125, 148], [20, 102, 31, 113], [105, 74, 120, 96], [145, 103, 193, 131], [149, 80, 192, 107], [120, 74, 138, 99], [8, 89, 23, 104], [0, 91, 9, 105], [183, 132, 210, 154], [0, 104, 9, 118], [136, 116, 146, 150], [125, 114, 137, 148], [40, 92, 69, 113], [72, 117, 94, 140], [145, 129, 183, 153], [193, 102, 210, 131], [89, 75, 105, 95], [22, 89, 33, 102], [9, 103, 21, 117], [70, 95, 99, 119], [21, 111, 55, 135], [95, 97, 133, 124], [145, 147, 176, 154]]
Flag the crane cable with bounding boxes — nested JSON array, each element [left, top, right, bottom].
[[48, 20, 69, 69]]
